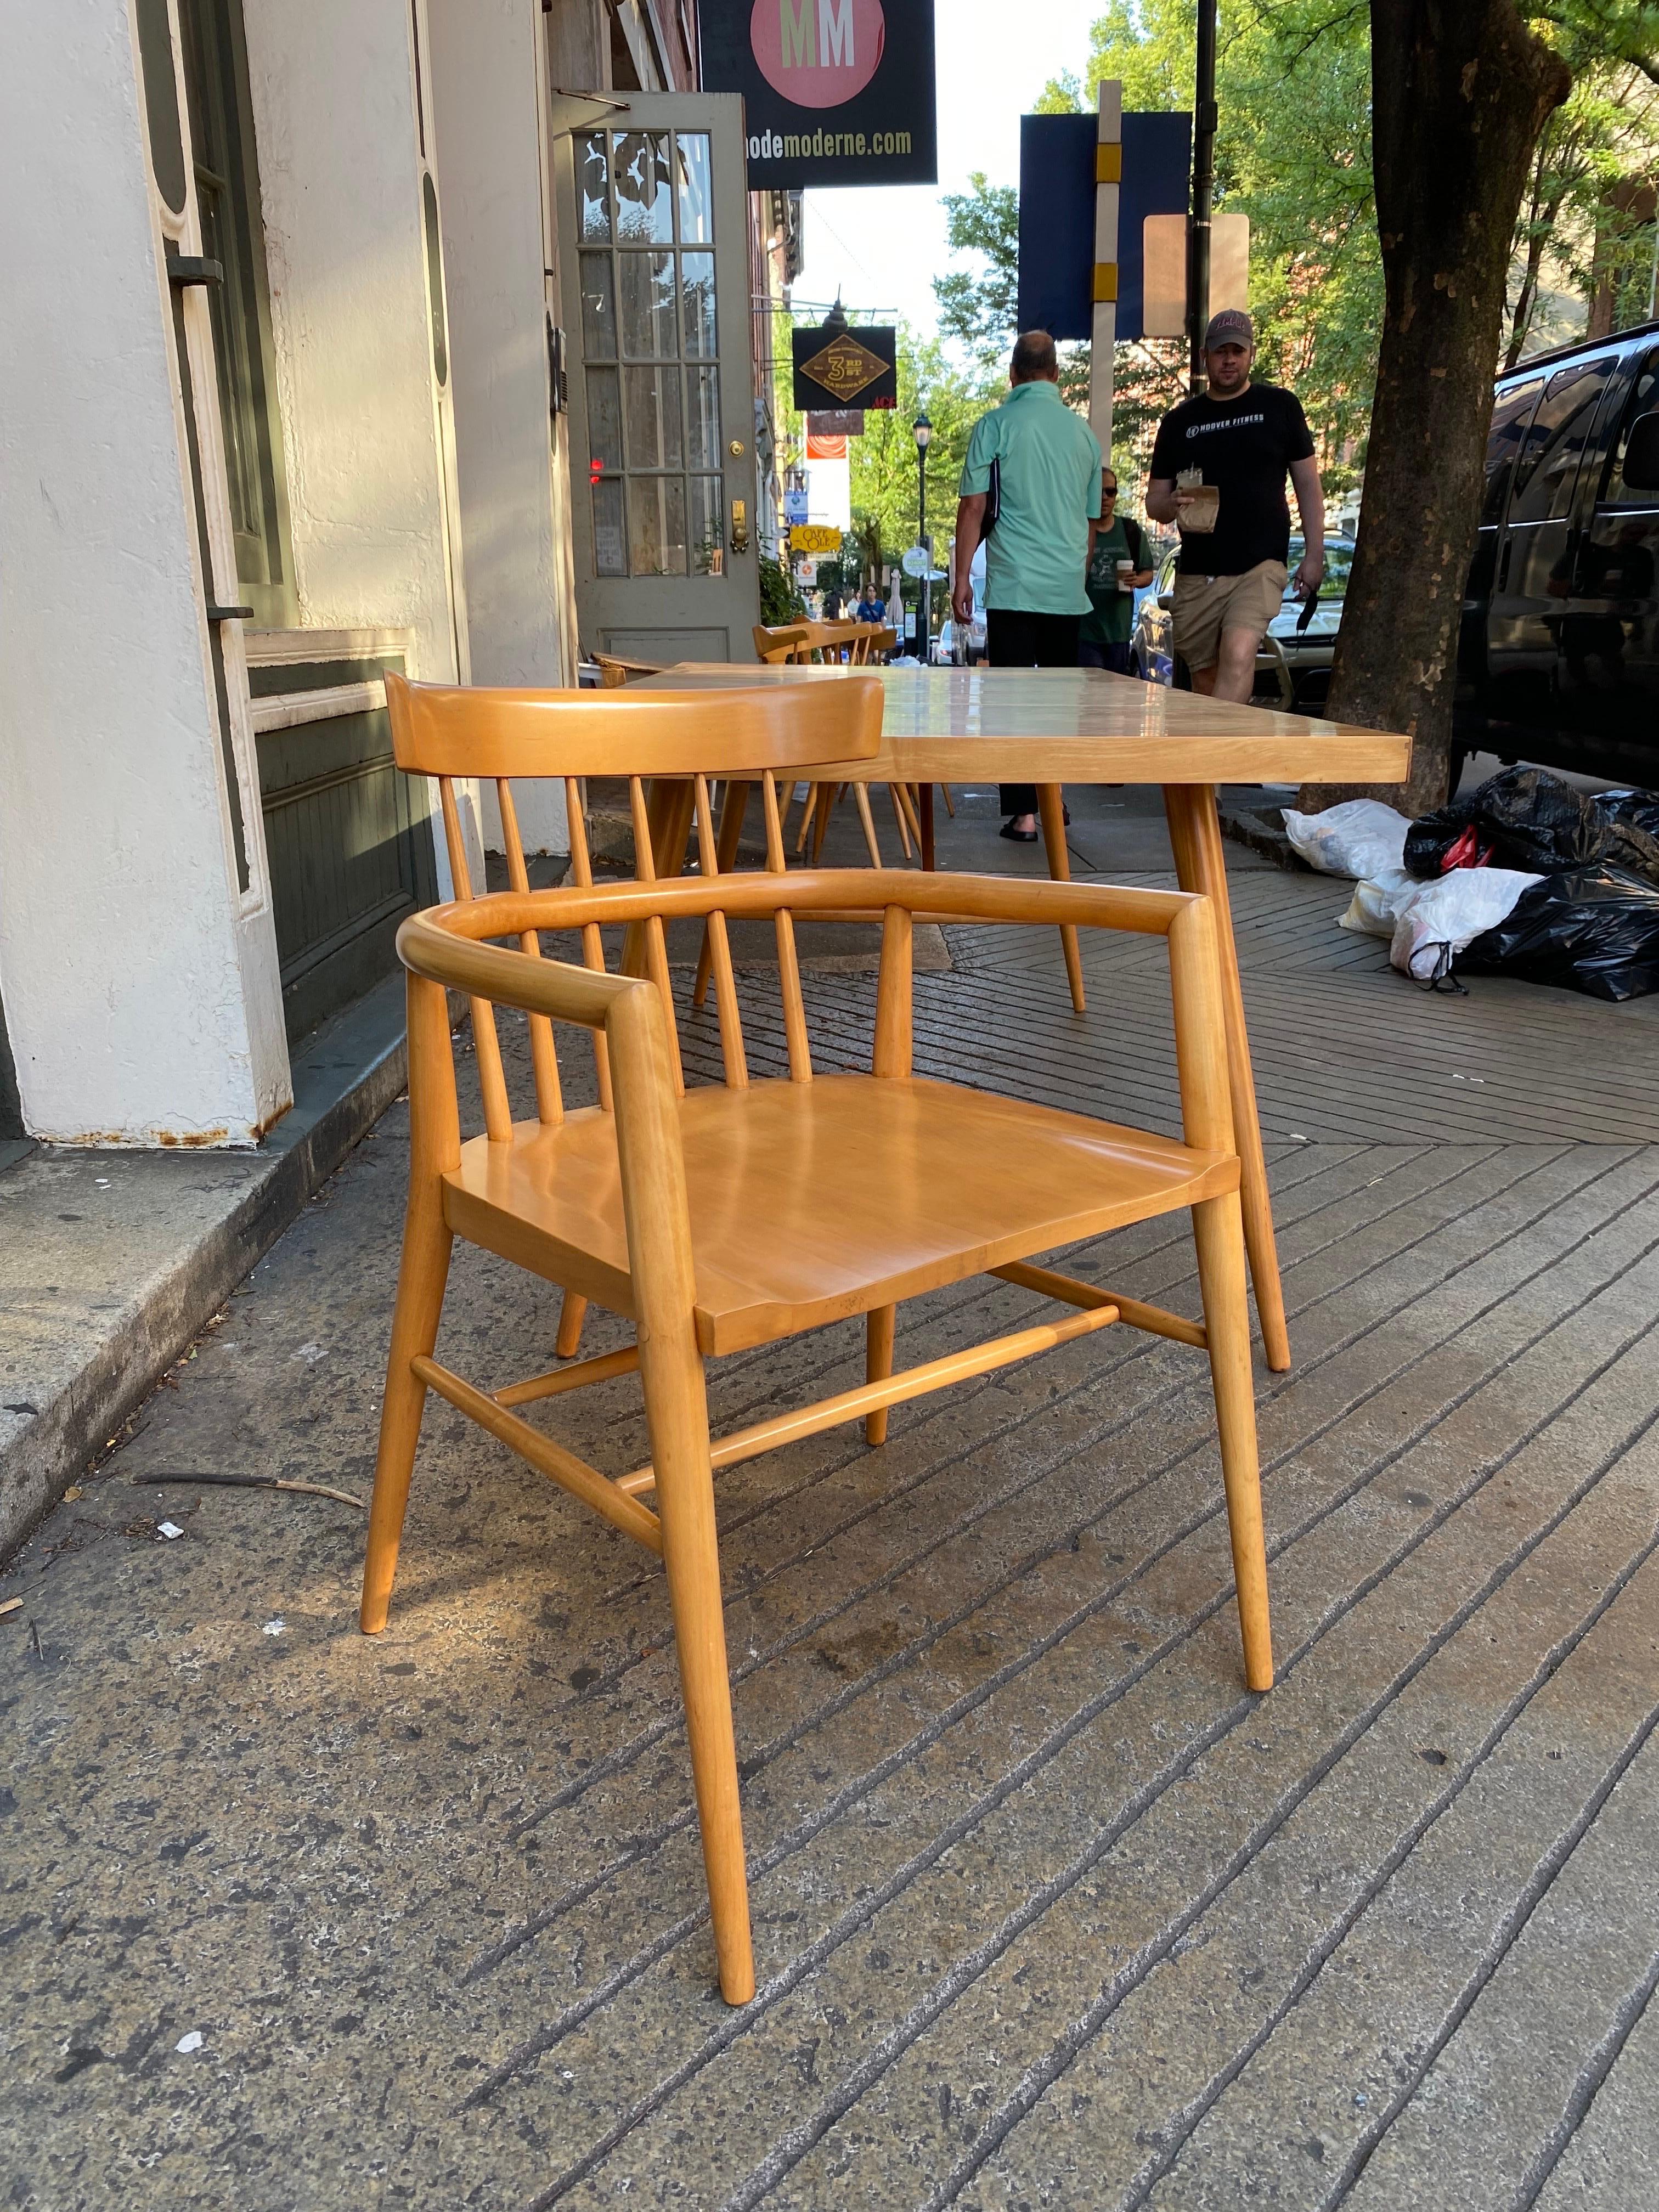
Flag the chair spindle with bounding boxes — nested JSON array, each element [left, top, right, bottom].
[[563, 776, 612, 1112], [495, 777, 563, 1127], [628, 776, 685, 1096], [761, 774, 812, 1084], [693, 775, 748, 1089], [439, 776, 514, 1143]]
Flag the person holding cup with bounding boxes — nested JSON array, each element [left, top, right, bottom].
[[1144, 309, 1325, 704], [1079, 467, 1154, 673]]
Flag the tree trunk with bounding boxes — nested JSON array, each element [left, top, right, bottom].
[[1297, 0, 1570, 819]]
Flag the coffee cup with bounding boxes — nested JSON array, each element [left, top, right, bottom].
[[1116, 558, 1135, 590]]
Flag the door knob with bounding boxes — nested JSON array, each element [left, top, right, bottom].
[[731, 499, 749, 554]]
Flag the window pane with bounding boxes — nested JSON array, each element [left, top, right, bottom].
[[619, 250, 677, 359], [681, 252, 717, 357], [691, 476, 725, 575], [630, 475, 687, 576], [1510, 359, 1616, 524], [1481, 379, 1542, 525], [687, 365, 721, 469], [625, 366, 682, 470], [613, 131, 673, 243], [579, 252, 616, 360], [586, 366, 622, 473], [592, 476, 626, 575], [676, 134, 713, 244], [1607, 349, 1659, 506], [579, 134, 610, 241]]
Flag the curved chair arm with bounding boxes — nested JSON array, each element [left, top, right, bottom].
[[397, 913, 642, 1031]]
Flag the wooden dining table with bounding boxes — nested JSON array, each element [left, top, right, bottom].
[[633, 663, 1413, 1373]]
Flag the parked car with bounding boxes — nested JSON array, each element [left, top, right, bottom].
[[1133, 537, 1355, 707], [1456, 319, 1659, 788]]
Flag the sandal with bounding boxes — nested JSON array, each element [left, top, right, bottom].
[[1000, 819, 1039, 843]]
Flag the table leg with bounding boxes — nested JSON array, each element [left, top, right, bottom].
[[1162, 783, 1291, 1372], [919, 782, 935, 872], [1036, 783, 1085, 1014]]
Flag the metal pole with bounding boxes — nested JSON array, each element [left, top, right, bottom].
[[918, 444, 929, 661], [1187, 0, 1218, 396]]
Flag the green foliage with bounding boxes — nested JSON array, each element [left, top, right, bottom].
[[935, 173, 1020, 359], [759, 555, 805, 627]]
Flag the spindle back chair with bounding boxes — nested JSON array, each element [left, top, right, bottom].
[[361, 842, 1274, 2007], [387, 669, 883, 1356], [751, 623, 917, 862]]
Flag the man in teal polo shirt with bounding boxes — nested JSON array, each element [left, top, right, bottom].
[[953, 330, 1102, 840]]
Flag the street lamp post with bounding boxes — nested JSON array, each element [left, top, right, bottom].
[[913, 411, 933, 661]]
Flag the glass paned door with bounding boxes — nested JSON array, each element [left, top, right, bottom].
[[557, 94, 760, 663]]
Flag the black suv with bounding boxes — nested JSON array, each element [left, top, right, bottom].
[[1457, 320, 1659, 786]]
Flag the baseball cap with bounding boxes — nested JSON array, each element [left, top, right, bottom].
[[1204, 308, 1254, 349]]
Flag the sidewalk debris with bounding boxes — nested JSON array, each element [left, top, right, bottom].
[[132, 1471, 366, 1510]]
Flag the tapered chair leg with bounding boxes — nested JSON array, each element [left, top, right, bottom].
[[865, 1304, 896, 1444], [1192, 1191, 1273, 1690], [360, 1182, 453, 1634], [555, 1289, 587, 1360], [650, 1382, 754, 2003]]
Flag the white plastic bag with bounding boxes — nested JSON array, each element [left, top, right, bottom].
[[1338, 868, 1416, 939], [1284, 799, 1413, 880], [1388, 868, 1543, 983]]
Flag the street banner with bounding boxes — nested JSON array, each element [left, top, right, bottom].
[[783, 487, 809, 524], [1017, 110, 1193, 342], [790, 523, 843, 554], [806, 408, 866, 437], [805, 432, 849, 459], [792, 321, 898, 411], [699, 0, 938, 189]]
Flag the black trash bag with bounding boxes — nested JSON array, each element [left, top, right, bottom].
[[1458, 865, 1659, 1001], [1404, 766, 1608, 879], [1590, 789, 1659, 888]]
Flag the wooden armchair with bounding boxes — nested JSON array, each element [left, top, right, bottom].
[[361, 817, 1274, 2006], [752, 621, 926, 864]]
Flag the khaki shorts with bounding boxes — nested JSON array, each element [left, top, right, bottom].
[[1171, 559, 1288, 674]]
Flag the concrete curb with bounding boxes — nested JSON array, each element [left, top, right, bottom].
[[0, 977, 410, 1563], [1216, 791, 1312, 873]]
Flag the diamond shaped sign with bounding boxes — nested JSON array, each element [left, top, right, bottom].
[[792, 323, 897, 411]]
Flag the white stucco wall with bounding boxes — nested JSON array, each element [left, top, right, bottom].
[[428, 0, 572, 856], [241, 0, 479, 891], [0, 5, 283, 1144], [242, 0, 464, 685]]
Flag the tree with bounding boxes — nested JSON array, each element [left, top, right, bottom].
[[935, 174, 1018, 359], [1304, 0, 1571, 814]]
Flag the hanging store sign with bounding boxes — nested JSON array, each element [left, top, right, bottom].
[[699, 0, 938, 189], [790, 523, 844, 554], [806, 408, 866, 437], [792, 322, 898, 411]]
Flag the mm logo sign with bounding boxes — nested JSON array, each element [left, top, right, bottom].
[[699, 0, 935, 189], [753, 0, 884, 104]]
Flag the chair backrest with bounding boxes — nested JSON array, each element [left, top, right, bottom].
[[386, 670, 883, 1137], [753, 623, 814, 665]]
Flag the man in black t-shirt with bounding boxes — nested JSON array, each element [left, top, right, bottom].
[[1146, 311, 1325, 703]]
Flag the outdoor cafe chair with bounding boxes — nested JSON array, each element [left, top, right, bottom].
[[752, 621, 928, 865], [362, 674, 1274, 2005]]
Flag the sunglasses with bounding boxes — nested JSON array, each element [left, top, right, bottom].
[[1102, 485, 1119, 497]]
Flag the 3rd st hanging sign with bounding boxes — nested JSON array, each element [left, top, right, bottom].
[[699, 0, 938, 190], [792, 320, 898, 411]]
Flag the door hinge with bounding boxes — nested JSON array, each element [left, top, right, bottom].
[[206, 603, 255, 622]]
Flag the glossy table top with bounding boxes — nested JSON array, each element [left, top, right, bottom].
[[639, 663, 1412, 787]]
